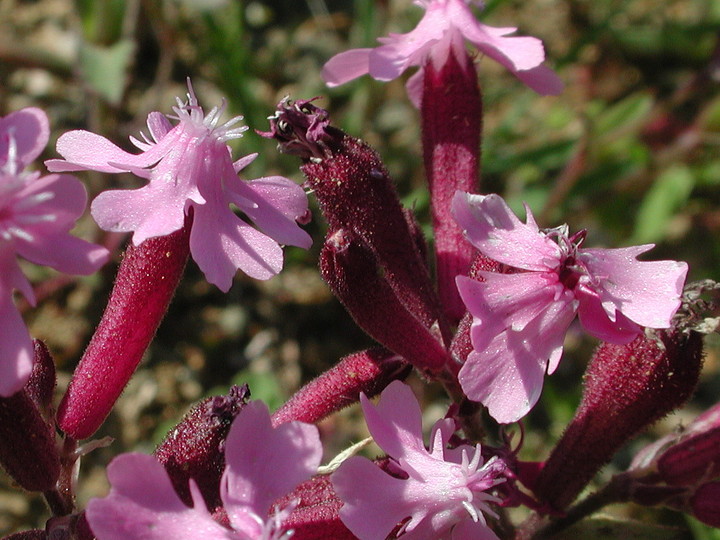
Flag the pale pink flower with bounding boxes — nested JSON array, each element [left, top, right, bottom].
[[332, 381, 505, 539], [0, 108, 108, 396], [453, 191, 688, 424], [322, 0, 563, 105], [47, 81, 311, 292], [86, 400, 323, 539]]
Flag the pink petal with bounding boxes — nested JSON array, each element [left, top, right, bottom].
[[456, 272, 564, 352], [0, 291, 33, 396], [91, 184, 188, 245], [405, 69, 425, 108], [514, 64, 564, 96], [576, 290, 643, 344], [444, 0, 544, 72], [332, 456, 417, 540], [471, 31, 545, 73], [221, 401, 321, 524], [0, 248, 35, 304], [0, 108, 49, 168], [580, 245, 687, 329], [460, 298, 576, 423], [322, 49, 373, 87], [451, 192, 560, 271], [86, 454, 229, 540], [368, 9, 447, 81], [190, 199, 284, 291], [360, 380, 426, 464], [11, 173, 88, 229], [16, 234, 108, 276], [228, 176, 311, 249], [48, 129, 174, 173]]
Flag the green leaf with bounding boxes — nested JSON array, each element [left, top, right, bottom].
[[79, 39, 134, 105], [632, 165, 694, 244], [594, 94, 653, 139], [686, 515, 720, 540]]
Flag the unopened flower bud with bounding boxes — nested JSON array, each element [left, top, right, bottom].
[[271, 474, 355, 539], [690, 481, 720, 527], [263, 99, 449, 346], [153, 384, 249, 512], [533, 328, 703, 510], [26, 340, 56, 419], [272, 348, 410, 426], [0, 345, 60, 492], [320, 230, 450, 371], [657, 424, 720, 487]]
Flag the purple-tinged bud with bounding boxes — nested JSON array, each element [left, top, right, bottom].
[[264, 99, 449, 345], [533, 329, 703, 510], [656, 426, 720, 487], [421, 43, 481, 325], [0, 357, 60, 492], [58, 221, 191, 440], [690, 481, 720, 527], [26, 340, 56, 418], [272, 474, 355, 540], [272, 348, 410, 427], [319, 230, 450, 372], [153, 384, 249, 512]]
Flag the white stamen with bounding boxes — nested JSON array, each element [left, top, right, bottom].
[[462, 500, 480, 522]]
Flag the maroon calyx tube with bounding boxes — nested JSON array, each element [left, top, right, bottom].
[[272, 348, 410, 427], [57, 219, 191, 440], [421, 47, 481, 325], [532, 328, 703, 510]]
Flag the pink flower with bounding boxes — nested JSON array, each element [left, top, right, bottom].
[[332, 381, 505, 539], [0, 108, 108, 396], [452, 191, 688, 424], [47, 81, 311, 292], [86, 400, 323, 539], [322, 0, 563, 105]]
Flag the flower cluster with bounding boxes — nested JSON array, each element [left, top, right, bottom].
[[452, 192, 687, 423], [86, 400, 322, 539], [332, 381, 506, 539], [47, 81, 311, 292], [323, 0, 563, 105], [0, 0, 709, 539]]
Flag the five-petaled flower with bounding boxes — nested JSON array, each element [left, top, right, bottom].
[[47, 81, 311, 292], [332, 380, 505, 539], [86, 399, 323, 539], [453, 191, 688, 424], [322, 0, 563, 105], [0, 108, 108, 396]]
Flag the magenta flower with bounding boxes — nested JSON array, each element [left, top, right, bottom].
[[452, 191, 688, 424], [0, 108, 108, 396], [322, 0, 563, 105], [332, 381, 505, 539], [86, 400, 323, 539], [47, 81, 311, 292]]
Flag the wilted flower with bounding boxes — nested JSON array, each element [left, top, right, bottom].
[[0, 108, 108, 396], [87, 400, 323, 539], [322, 0, 563, 105], [453, 191, 687, 423], [47, 81, 311, 292], [332, 381, 505, 539]]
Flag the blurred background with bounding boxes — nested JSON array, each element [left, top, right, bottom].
[[1, 0, 720, 537]]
